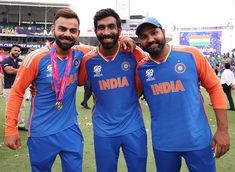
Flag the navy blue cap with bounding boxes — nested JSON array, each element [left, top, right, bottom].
[[135, 17, 162, 36]]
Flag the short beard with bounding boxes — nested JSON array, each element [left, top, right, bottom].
[[54, 34, 76, 51], [143, 37, 166, 58], [143, 46, 163, 57], [11, 54, 19, 59], [97, 34, 119, 49]]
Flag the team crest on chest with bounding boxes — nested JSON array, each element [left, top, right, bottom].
[[175, 62, 186, 74], [121, 61, 130, 71], [146, 69, 155, 81], [94, 65, 103, 77], [73, 59, 80, 68]]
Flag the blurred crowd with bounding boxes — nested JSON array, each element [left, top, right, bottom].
[[207, 51, 235, 77]]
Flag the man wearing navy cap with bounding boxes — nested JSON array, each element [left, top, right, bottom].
[[135, 17, 230, 172]]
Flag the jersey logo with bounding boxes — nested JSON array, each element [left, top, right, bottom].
[[175, 62, 186, 74], [150, 80, 185, 95], [94, 65, 103, 77], [73, 59, 80, 68], [121, 61, 130, 71], [98, 76, 129, 90], [46, 64, 52, 77], [146, 69, 155, 81]]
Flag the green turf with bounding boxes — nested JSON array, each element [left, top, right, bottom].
[[0, 87, 234, 172]]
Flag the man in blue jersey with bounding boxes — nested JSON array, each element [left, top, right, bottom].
[[4, 8, 89, 172], [135, 17, 230, 172], [79, 8, 147, 172]]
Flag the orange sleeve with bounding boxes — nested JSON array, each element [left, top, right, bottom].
[[135, 57, 149, 97], [73, 44, 95, 54], [78, 56, 88, 86], [186, 47, 226, 109], [132, 46, 147, 62], [74, 44, 95, 86], [135, 64, 143, 97], [5, 50, 47, 136], [78, 49, 97, 86]]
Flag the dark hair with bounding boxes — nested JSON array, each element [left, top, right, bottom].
[[53, 8, 80, 25], [225, 63, 230, 69], [11, 44, 21, 50], [94, 8, 121, 30]]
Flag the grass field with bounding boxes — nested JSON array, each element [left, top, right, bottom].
[[0, 87, 234, 172]]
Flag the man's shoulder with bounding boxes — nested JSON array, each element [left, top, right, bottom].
[[73, 44, 94, 54], [172, 45, 202, 56], [137, 55, 150, 67], [1, 56, 12, 66], [21, 47, 50, 68], [2, 56, 11, 63], [83, 48, 98, 59]]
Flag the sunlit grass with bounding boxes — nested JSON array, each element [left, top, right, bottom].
[[0, 87, 234, 172]]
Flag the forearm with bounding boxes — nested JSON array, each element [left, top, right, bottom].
[[214, 109, 228, 132], [4, 67, 18, 74], [207, 83, 227, 109], [5, 86, 24, 136]]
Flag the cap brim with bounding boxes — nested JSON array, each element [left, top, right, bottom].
[[136, 22, 161, 36], [136, 23, 151, 36]]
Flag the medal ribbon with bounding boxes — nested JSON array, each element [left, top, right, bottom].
[[50, 42, 73, 102]]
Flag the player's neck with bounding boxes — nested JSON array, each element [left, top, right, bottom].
[[10, 55, 18, 61], [55, 46, 70, 58]]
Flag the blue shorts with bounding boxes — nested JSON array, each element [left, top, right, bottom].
[[94, 127, 147, 172], [153, 146, 216, 172], [27, 125, 84, 172]]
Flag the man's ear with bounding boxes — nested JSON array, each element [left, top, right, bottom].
[[77, 29, 80, 38], [94, 28, 97, 35], [118, 28, 122, 35]]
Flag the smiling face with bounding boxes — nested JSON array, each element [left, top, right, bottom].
[[95, 16, 121, 50], [138, 24, 166, 59], [51, 17, 80, 51], [10, 46, 21, 59]]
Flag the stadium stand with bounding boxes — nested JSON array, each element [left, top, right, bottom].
[[0, 1, 70, 54]]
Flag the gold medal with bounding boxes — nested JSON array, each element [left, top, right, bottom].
[[56, 101, 63, 110]]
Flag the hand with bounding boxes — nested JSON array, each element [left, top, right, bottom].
[[120, 36, 136, 52], [30, 84, 36, 96], [211, 130, 230, 158], [232, 84, 235, 90], [5, 134, 22, 150]]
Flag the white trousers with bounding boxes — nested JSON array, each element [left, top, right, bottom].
[[0, 73, 4, 95], [3, 88, 26, 128]]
